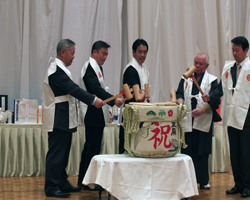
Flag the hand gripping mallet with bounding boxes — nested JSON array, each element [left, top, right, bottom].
[[104, 83, 133, 103], [134, 83, 150, 101], [183, 66, 204, 95]]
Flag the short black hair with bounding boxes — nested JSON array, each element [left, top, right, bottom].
[[91, 40, 111, 54], [231, 36, 249, 51], [132, 39, 149, 52], [57, 39, 75, 55]]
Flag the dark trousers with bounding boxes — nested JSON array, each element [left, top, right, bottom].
[[181, 130, 210, 185], [78, 126, 104, 185], [119, 125, 125, 154], [45, 129, 73, 195], [189, 153, 209, 185], [228, 126, 250, 190]]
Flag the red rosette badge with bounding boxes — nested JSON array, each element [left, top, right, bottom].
[[247, 74, 250, 81]]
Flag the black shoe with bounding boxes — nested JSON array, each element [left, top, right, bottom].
[[226, 187, 243, 194], [46, 190, 70, 198], [62, 185, 81, 193], [82, 184, 104, 191], [241, 188, 250, 198], [200, 184, 210, 190]]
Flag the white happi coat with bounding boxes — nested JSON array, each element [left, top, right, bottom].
[[221, 57, 250, 130], [79, 57, 109, 125], [43, 58, 77, 132], [182, 71, 217, 132], [123, 57, 149, 90]]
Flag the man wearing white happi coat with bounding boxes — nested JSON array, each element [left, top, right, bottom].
[[202, 36, 250, 198], [77, 41, 123, 190], [119, 39, 150, 154], [43, 39, 104, 198], [176, 53, 221, 190]]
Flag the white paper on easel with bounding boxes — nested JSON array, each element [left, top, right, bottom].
[[1, 97, 5, 111], [25, 104, 29, 123], [14, 99, 38, 124]]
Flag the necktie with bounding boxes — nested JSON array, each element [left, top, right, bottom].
[[99, 65, 104, 78], [237, 63, 241, 80]]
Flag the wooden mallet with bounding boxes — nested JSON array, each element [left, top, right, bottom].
[[133, 84, 142, 101], [144, 83, 150, 99], [135, 83, 150, 101], [169, 88, 177, 102], [183, 66, 204, 95], [104, 83, 133, 103]]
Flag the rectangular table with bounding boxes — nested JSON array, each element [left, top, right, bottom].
[[83, 154, 199, 200], [0, 123, 119, 176], [0, 122, 230, 177]]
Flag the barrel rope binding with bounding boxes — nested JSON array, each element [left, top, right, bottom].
[[123, 103, 187, 157]]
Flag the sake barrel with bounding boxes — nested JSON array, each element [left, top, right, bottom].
[[122, 103, 187, 158]]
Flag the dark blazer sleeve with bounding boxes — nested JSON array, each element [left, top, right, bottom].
[[176, 78, 185, 100], [208, 79, 222, 122], [208, 80, 220, 110], [83, 64, 115, 127], [49, 67, 95, 105], [48, 66, 95, 131], [83, 64, 115, 106], [208, 80, 223, 109], [210, 80, 223, 99]]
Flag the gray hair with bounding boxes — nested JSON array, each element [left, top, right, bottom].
[[194, 53, 209, 64], [57, 39, 75, 55]]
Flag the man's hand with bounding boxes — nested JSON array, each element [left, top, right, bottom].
[[177, 98, 184, 105], [192, 108, 204, 118], [140, 93, 146, 102], [202, 94, 210, 102], [94, 98, 105, 108], [115, 98, 124, 107]]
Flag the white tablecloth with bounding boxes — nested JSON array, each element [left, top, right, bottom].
[[209, 122, 230, 173], [83, 154, 199, 200], [0, 123, 120, 176], [0, 122, 230, 177]]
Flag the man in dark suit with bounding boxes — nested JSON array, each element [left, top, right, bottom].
[[202, 36, 250, 197], [77, 41, 123, 189], [43, 39, 105, 198], [119, 39, 150, 154]]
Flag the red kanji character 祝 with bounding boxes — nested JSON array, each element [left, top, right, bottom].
[[148, 122, 172, 149]]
